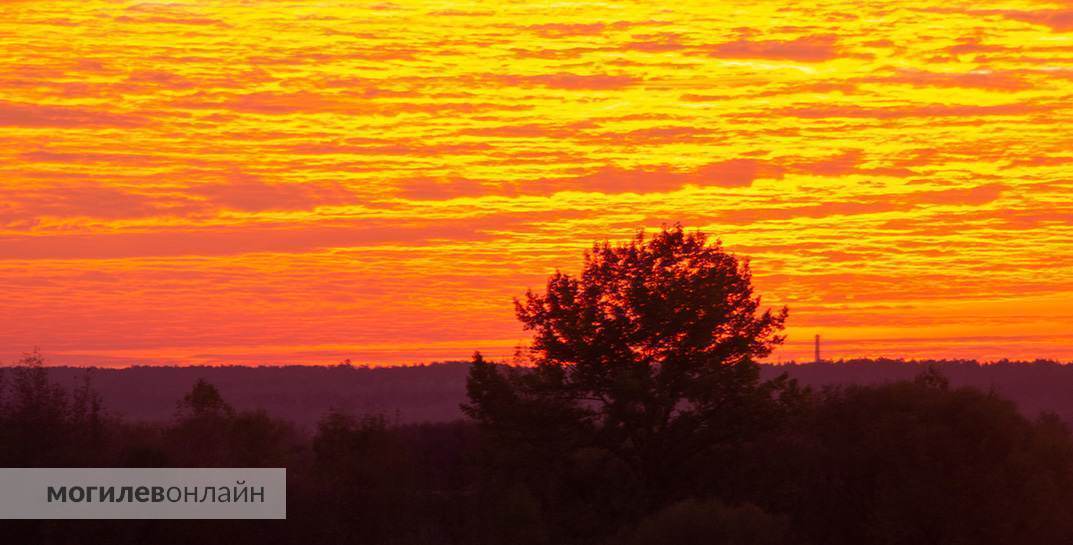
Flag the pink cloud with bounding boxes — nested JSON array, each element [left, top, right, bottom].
[[880, 69, 1030, 91], [0, 101, 144, 128], [285, 140, 494, 156], [527, 23, 609, 37], [979, 9, 1073, 32], [0, 211, 589, 259], [0, 184, 188, 225], [114, 15, 228, 27], [395, 178, 490, 200], [778, 103, 1045, 119], [693, 159, 780, 186], [624, 33, 685, 52], [19, 150, 164, 167], [394, 160, 772, 201], [172, 91, 532, 116], [717, 183, 1006, 224], [705, 35, 839, 62], [455, 120, 599, 139], [494, 73, 639, 90], [538, 160, 777, 195], [189, 173, 356, 212]]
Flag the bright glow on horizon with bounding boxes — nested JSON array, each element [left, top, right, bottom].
[[1, 1, 1072, 366]]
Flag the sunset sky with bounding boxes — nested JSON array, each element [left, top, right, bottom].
[[2, 1, 1072, 365]]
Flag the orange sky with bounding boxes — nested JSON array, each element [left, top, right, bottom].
[[2, 1, 1072, 366]]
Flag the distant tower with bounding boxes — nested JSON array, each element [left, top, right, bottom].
[[814, 334, 821, 363]]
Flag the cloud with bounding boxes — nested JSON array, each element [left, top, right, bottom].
[[692, 159, 780, 186], [395, 178, 490, 200], [124, 70, 200, 90], [624, 33, 685, 52], [0, 210, 590, 259], [114, 15, 228, 27], [0, 184, 187, 225], [0, 101, 145, 128], [395, 151, 930, 201], [171, 91, 532, 116], [945, 37, 1012, 56], [979, 9, 1073, 32], [454, 120, 599, 139], [0, 174, 358, 224], [427, 9, 496, 17], [704, 35, 839, 62], [19, 150, 164, 167], [717, 183, 1006, 224], [526, 23, 610, 37], [284, 140, 494, 156], [491, 73, 639, 90], [396, 159, 778, 200], [877, 69, 1031, 91], [777, 103, 1045, 119], [554, 160, 774, 193], [787, 150, 914, 178], [188, 173, 356, 212]]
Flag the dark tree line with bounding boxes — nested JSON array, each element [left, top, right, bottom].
[[3, 226, 1073, 544], [19, 358, 1073, 426], [4, 357, 1072, 544]]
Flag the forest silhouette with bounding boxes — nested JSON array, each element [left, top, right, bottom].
[[3, 226, 1073, 544]]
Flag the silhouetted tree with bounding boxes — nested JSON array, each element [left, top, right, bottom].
[[464, 225, 802, 539], [176, 378, 233, 419], [0, 351, 108, 466], [310, 411, 417, 544], [788, 368, 1073, 545]]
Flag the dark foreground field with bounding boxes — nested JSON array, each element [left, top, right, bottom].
[[2, 358, 1073, 545]]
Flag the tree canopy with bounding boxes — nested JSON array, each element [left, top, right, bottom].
[[464, 225, 800, 536]]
